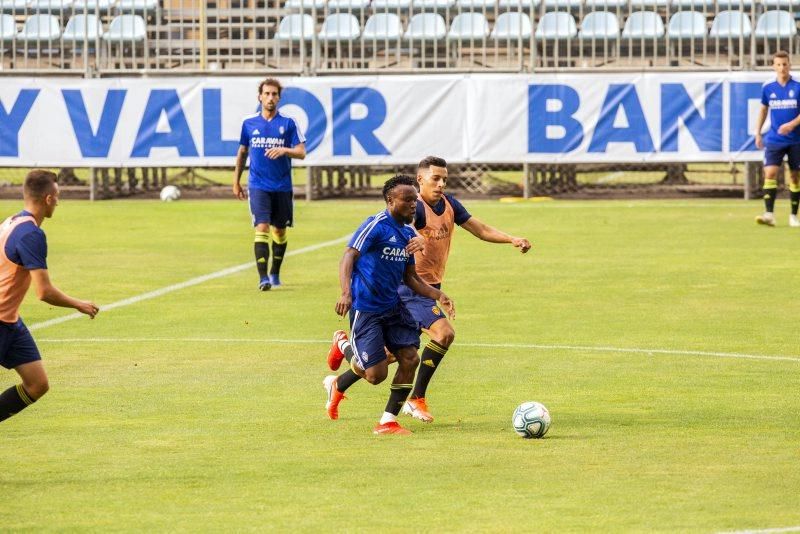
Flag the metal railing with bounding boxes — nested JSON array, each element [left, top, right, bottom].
[[0, 0, 797, 73]]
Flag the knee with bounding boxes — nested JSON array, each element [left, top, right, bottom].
[[365, 369, 387, 385], [434, 327, 455, 348], [399, 351, 420, 370], [25, 378, 49, 400]]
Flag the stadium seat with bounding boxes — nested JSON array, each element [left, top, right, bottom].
[[274, 14, 316, 41], [629, 0, 668, 7], [16, 14, 61, 42], [497, 0, 539, 9], [371, 0, 411, 10], [116, 0, 158, 13], [456, 0, 496, 10], [667, 11, 706, 40], [447, 12, 490, 41], [491, 11, 532, 40], [326, 0, 370, 10], [28, 0, 74, 12], [404, 12, 446, 41], [583, 0, 626, 8], [284, 0, 326, 10], [413, 0, 456, 9], [755, 10, 797, 39], [102, 13, 146, 42], [762, 0, 800, 7], [362, 12, 403, 40], [579, 10, 619, 40], [622, 11, 664, 38], [71, 0, 116, 14], [709, 10, 752, 39], [317, 13, 360, 41], [0, 13, 16, 40], [534, 11, 577, 40], [670, 0, 713, 7], [62, 13, 104, 43], [1, 0, 29, 13], [541, 0, 582, 9]]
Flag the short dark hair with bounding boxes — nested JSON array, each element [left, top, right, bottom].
[[258, 78, 283, 97], [382, 174, 416, 202], [774, 50, 790, 62], [23, 170, 57, 200], [418, 156, 447, 170]]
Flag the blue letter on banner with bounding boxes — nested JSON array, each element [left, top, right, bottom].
[[528, 84, 583, 153], [0, 90, 39, 157], [202, 89, 239, 157], [131, 89, 199, 158], [279, 87, 326, 154], [660, 83, 722, 152], [588, 84, 654, 153], [62, 89, 126, 158], [332, 88, 390, 156], [729, 82, 763, 153]]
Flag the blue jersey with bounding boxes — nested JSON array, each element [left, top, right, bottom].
[[239, 112, 304, 192], [4, 211, 47, 270], [413, 194, 472, 230], [761, 77, 800, 147], [348, 210, 417, 313]]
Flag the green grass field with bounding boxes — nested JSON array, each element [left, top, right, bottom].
[[1, 198, 799, 531]]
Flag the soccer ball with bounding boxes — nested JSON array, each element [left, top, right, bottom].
[[160, 185, 181, 202], [512, 401, 551, 439]]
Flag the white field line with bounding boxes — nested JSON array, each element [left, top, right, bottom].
[[33, 338, 800, 364], [720, 527, 800, 534], [28, 234, 352, 332]]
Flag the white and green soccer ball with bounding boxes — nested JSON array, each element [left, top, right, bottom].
[[512, 401, 551, 439], [160, 185, 181, 202]]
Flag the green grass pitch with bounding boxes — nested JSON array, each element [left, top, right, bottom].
[[1, 198, 799, 531]]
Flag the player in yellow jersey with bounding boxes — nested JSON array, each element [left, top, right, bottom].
[[325, 156, 530, 423]]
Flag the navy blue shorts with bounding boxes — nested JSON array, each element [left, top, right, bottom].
[[764, 144, 800, 169], [249, 189, 293, 228], [398, 284, 447, 330], [0, 318, 42, 370], [349, 303, 420, 370]]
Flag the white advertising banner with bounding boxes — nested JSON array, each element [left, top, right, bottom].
[[0, 72, 775, 166]]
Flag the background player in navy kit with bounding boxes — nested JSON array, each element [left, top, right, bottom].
[[233, 78, 306, 290], [327, 175, 454, 435], [755, 51, 800, 228], [0, 170, 99, 423]]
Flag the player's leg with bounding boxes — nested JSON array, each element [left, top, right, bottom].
[[375, 308, 420, 434], [327, 330, 397, 371], [786, 145, 800, 227], [756, 147, 782, 226], [268, 191, 293, 287], [249, 189, 272, 290], [0, 322, 47, 422]]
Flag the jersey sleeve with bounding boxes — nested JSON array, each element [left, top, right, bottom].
[[348, 217, 382, 252], [414, 201, 426, 230], [447, 194, 472, 225], [287, 118, 305, 147], [761, 84, 769, 106], [16, 227, 48, 270], [239, 121, 249, 147]]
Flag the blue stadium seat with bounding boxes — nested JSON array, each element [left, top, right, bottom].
[[0, 13, 17, 40], [318, 13, 361, 41], [275, 14, 316, 41], [404, 12, 446, 41], [102, 13, 146, 42], [447, 12, 490, 41], [709, 10, 752, 39], [755, 10, 797, 39], [491, 11, 532, 40], [362, 12, 403, 40], [579, 10, 619, 40], [667, 10, 706, 40], [622, 11, 664, 38], [534, 11, 577, 40], [16, 13, 61, 42], [62, 13, 104, 43]]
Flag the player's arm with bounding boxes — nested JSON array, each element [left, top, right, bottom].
[[461, 217, 531, 253], [754, 105, 769, 149], [403, 264, 455, 319], [266, 142, 306, 160], [778, 111, 800, 136], [233, 144, 249, 200], [29, 269, 99, 318], [335, 247, 359, 317]]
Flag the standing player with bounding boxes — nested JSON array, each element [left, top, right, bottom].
[[755, 51, 800, 227], [328, 175, 454, 435], [234, 78, 306, 290], [0, 170, 99, 423], [325, 156, 530, 423]]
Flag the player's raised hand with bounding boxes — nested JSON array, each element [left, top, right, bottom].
[[406, 236, 425, 255], [77, 300, 99, 319], [335, 293, 352, 317], [233, 182, 247, 200], [512, 237, 531, 253], [439, 293, 455, 320]]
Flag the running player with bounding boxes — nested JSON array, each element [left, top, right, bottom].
[[327, 175, 454, 435], [325, 156, 530, 423], [234, 78, 306, 290], [0, 170, 99, 423]]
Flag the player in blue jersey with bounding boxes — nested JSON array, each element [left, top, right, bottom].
[[755, 51, 800, 228], [325, 175, 454, 435], [0, 170, 99, 423], [234, 78, 306, 290]]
